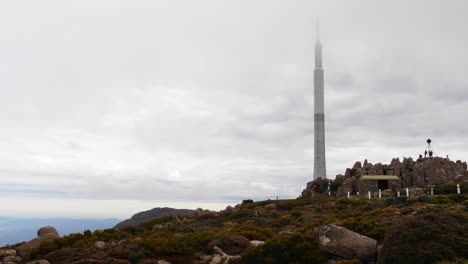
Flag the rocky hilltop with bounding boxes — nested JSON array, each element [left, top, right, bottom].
[[303, 156, 468, 197], [114, 207, 195, 229]]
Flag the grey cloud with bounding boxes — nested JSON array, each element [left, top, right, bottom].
[[0, 0, 467, 217]]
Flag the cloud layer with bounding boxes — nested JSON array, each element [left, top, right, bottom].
[[0, 0, 467, 217]]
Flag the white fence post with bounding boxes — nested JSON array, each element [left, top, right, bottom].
[[457, 184, 461, 194], [397, 191, 400, 197], [347, 191, 350, 198], [368, 191, 371, 199], [378, 189, 382, 199], [406, 188, 409, 197]]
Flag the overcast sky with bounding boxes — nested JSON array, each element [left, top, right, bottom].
[[1, 0, 467, 218]]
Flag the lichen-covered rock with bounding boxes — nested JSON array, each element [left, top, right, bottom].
[[17, 226, 60, 260], [37, 226, 59, 237], [319, 224, 377, 262], [0, 249, 16, 258], [264, 203, 277, 210]]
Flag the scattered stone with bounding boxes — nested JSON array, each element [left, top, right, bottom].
[[226, 255, 241, 263], [94, 241, 107, 249], [250, 240, 265, 247], [264, 203, 277, 210], [158, 260, 171, 264], [319, 224, 377, 262], [213, 246, 225, 256], [278, 230, 293, 236], [152, 224, 164, 230], [3, 255, 22, 263], [0, 249, 16, 258], [26, 260, 51, 264], [210, 254, 222, 264]]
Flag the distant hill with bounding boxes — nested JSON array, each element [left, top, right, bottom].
[[0, 217, 120, 246], [114, 207, 195, 228]]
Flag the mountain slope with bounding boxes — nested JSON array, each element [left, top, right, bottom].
[[114, 207, 195, 228]]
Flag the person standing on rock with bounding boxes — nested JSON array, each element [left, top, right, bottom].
[[424, 150, 428, 158]]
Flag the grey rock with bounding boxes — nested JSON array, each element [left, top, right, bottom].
[[0, 249, 16, 258], [94, 241, 106, 249], [319, 224, 377, 262]]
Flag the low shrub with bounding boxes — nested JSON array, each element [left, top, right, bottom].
[[378, 209, 468, 264], [241, 233, 326, 264]]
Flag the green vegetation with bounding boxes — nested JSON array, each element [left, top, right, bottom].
[[20, 194, 468, 263], [378, 208, 468, 264]]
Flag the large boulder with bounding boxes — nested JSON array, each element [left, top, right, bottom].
[[17, 226, 60, 260], [37, 226, 58, 237], [319, 224, 377, 262]]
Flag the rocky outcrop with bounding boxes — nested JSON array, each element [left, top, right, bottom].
[[114, 207, 194, 228], [411, 158, 467, 186], [302, 177, 330, 197], [336, 177, 355, 196], [333, 157, 468, 196], [319, 224, 377, 262], [17, 226, 60, 261]]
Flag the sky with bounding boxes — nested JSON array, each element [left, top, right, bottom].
[[0, 0, 467, 219]]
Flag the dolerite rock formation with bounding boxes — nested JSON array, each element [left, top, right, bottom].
[[17, 226, 60, 260], [302, 177, 330, 197], [319, 224, 378, 262], [114, 207, 195, 228], [331, 157, 468, 195]]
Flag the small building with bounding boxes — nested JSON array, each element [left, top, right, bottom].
[[358, 175, 400, 194]]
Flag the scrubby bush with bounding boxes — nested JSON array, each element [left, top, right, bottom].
[[378, 209, 468, 264], [242, 199, 254, 205], [241, 233, 326, 264], [179, 230, 218, 252], [434, 182, 468, 195], [138, 237, 193, 256]]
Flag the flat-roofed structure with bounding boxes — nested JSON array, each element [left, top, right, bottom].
[[358, 175, 401, 194]]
